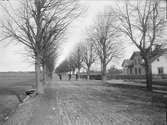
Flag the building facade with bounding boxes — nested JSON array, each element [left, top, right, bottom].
[[152, 53, 167, 75], [122, 51, 167, 76]]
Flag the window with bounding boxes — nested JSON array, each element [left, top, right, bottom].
[[138, 68, 141, 75], [158, 67, 164, 74], [130, 68, 132, 74], [138, 58, 140, 64], [135, 68, 137, 75], [133, 60, 135, 65], [129, 68, 133, 74], [134, 59, 137, 65]]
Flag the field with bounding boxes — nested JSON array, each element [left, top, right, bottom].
[[0, 72, 35, 124]]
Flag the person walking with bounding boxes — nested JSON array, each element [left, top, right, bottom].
[[68, 73, 71, 80], [76, 73, 78, 80], [58, 74, 62, 80]]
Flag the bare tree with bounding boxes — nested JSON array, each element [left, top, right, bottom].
[[68, 56, 77, 74], [1, 0, 80, 94], [55, 55, 79, 75], [55, 59, 72, 73], [46, 53, 58, 79], [71, 44, 84, 75], [118, 0, 166, 90], [90, 10, 122, 82], [41, 37, 59, 84], [42, 50, 58, 83], [82, 39, 96, 79]]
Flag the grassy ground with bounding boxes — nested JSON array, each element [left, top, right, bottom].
[[0, 72, 35, 124]]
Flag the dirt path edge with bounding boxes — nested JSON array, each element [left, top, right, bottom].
[[3, 96, 38, 125]]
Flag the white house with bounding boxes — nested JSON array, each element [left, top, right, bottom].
[[152, 52, 167, 75], [122, 50, 167, 76]]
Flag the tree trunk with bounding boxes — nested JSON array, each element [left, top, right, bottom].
[[144, 58, 152, 91], [102, 38, 107, 82], [72, 68, 75, 74], [102, 63, 107, 82], [87, 66, 90, 80], [42, 64, 47, 85], [46, 67, 50, 80], [49, 71, 53, 79], [78, 68, 80, 79], [35, 55, 44, 94]]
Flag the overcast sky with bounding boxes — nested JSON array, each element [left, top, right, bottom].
[[0, 0, 138, 72]]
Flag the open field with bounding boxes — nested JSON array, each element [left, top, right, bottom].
[[0, 72, 35, 124], [0, 72, 35, 87]]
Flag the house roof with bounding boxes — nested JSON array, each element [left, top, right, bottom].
[[122, 59, 133, 67], [151, 48, 167, 62], [122, 48, 167, 68], [130, 51, 140, 60], [122, 59, 129, 67], [129, 49, 167, 63]]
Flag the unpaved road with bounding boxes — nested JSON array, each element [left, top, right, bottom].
[[10, 79, 166, 125]]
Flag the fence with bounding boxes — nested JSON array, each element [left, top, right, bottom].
[[80, 73, 167, 80], [80, 74, 102, 80], [107, 74, 167, 80]]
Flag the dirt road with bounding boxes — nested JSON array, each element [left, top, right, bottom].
[[6, 78, 166, 125]]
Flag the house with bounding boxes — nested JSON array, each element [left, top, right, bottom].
[[122, 52, 145, 75], [122, 50, 167, 76], [151, 50, 167, 75]]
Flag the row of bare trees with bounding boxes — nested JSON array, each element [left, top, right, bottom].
[[56, 9, 123, 81], [90, 10, 123, 81], [59, 10, 123, 82], [55, 42, 96, 79], [1, 0, 166, 92], [0, 0, 80, 94], [56, 0, 167, 91]]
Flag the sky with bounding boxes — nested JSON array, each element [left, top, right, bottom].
[[0, 0, 137, 72]]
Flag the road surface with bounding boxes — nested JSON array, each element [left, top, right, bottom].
[[5, 78, 166, 125]]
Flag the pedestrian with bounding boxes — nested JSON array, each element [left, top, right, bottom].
[[68, 73, 71, 80], [76, 73, 78, 80], [58, 74, 62, 80]]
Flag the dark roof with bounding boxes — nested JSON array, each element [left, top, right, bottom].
[[122, 59, 133, 67], [129, 49, 167, 63], [122, 59, 129, 67], [130, 51, 140, 60]]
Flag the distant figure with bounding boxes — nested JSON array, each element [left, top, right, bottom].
[[58, 74, 62, 80], [68, 73, 71, 80], [76, 73, 78, 80]]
